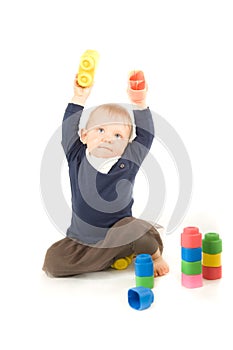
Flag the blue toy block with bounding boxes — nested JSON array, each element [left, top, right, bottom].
[[135, 254, 154, 277], [128, 287, 154, 310], [181, 247, 202, 262]]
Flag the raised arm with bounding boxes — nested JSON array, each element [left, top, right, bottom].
[[124, 70, 154, 165], [61, 76, 92, 158]]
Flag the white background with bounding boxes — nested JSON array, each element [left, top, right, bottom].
[[1, 0, 232, 349]]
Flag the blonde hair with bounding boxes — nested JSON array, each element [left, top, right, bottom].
[[79, 103, 136, 142], [88, 103, 132, 127]]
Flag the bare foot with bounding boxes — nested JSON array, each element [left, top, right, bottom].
[[152, 249, 169, 277]]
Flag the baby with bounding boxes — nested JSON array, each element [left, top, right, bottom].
[[42, 71, 169, 277]]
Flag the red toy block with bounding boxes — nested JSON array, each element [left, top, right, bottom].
[[202, 265, 222, 280], [129, 70, 146, 90], [181, 226, 202, 248]]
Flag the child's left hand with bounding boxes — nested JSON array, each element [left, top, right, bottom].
[[127, 70, 148, 108]]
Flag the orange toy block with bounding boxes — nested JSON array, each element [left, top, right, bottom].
[[129, 70, 146, 90]]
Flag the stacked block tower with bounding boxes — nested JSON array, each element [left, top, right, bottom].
[[135, 254, 154, 289], [202, 233, 222, 280], [181, 227, 203, 288]]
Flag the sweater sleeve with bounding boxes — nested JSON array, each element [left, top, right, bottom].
[[123, 107, 154, 166], [61, 103, 84, 158]]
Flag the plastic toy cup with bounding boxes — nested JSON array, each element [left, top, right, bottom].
[[135, 254, 154, 277], [181, 226, 202, 248], [202, 232, 222, 254], [128, 286, 154, 310], [77, 49, 99, 87], [129, 70, 146, 90]]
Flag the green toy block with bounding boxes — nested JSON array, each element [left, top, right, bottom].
[[136, 276, 154, 289], [181, 260, 202, 275], [202, 233, 222, 254]]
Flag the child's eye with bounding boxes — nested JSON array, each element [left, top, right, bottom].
[[115, 133, 122, 139], [98, 128, 105, 134]]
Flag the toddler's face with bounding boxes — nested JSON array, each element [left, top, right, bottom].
[[81, 111, 132, 158]]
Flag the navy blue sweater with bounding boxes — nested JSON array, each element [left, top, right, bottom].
[[62, 103, 154, 244]]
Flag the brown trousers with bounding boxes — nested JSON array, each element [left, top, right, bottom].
[[42, 217, 163, 277]]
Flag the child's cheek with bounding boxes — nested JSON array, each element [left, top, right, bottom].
[[90, 138, 102, 152], [115, 140, 127, 155]]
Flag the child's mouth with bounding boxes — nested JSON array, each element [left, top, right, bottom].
[[98, 145, 113, 152]]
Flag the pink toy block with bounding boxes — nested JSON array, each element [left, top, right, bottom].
[[181, 226, 202, 248], [181, 273, 203, 288]]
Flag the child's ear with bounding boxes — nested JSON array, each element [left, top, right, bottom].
[[80, 129, 88, 144]]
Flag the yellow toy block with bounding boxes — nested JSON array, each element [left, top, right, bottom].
[[111, 254, 135, 270], [76, 49, 99, 87], [202, 252, 221, 267]]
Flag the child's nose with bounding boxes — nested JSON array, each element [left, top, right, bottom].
[[102, 133, 113, 143]]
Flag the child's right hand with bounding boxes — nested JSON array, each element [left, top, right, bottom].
[[71, 74, 93, 106]]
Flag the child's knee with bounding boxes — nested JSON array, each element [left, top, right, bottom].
[[132, 232, 159, 256]]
